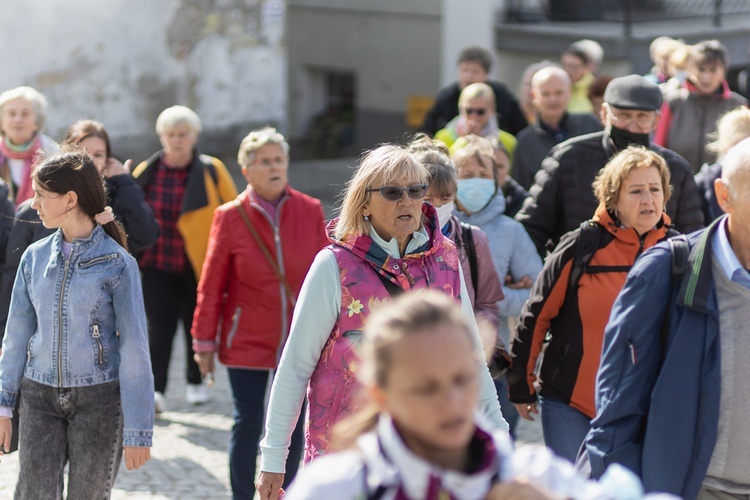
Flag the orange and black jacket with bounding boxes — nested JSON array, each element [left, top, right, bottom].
[[507, 206, 673, 418]]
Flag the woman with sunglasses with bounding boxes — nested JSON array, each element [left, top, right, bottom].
[[434, 82, 517, 159], [255, 144, 507, 500]]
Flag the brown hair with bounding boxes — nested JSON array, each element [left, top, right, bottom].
[[64, 120, 112, 158], [592, 146, 672, 213], [33, 152, 127, 249]]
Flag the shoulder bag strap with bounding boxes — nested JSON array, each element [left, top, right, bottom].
[[460, 222, 479, 300], [233, 199, 296, 307]]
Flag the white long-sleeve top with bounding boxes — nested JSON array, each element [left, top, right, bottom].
[[259, 226, 509, 473]]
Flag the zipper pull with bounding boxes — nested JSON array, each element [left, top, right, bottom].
[[93, 324, 100, 338]]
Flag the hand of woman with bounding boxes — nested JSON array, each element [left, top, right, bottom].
[[124, 446, 151, 470], [505, 275, 533, 290], [193, 352, 215, 378], [103, 158, 132, 178], [485, 480, 558, 500], [515, 402, 539, 421], [0, 417, 11, 456], [256, 471, 285, 500]]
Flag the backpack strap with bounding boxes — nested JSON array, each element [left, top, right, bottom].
[[375, 271, 404, 297], [569, 220, 602, 292], [460, 223, 479, 300], [661, 235, 690, 353]]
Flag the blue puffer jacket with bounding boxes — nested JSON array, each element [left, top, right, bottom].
[[0, 225, 154, 447], [586, 217, 724, 498]]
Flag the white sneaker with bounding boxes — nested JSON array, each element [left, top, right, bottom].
[[185, 383, 209, 405], [154, 391, 167, 414]]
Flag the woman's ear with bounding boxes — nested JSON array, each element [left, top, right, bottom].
[[66, 191, 78, 210]]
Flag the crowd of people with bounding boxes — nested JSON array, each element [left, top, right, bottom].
[[0, 33, 746, 500]]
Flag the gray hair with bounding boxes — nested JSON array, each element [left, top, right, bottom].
[[155, 105, 202, 135], [721, 137, 750, 199], [237, 126, 290, 166], [0, 86, 48, 130]]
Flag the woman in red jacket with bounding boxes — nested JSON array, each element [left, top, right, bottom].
[[191, 127, 329, 500]]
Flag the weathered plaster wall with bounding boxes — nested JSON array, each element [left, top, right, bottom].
[[0, 0, 287, 163]]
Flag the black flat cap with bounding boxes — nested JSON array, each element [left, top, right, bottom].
[[603, 74, 663, 111]]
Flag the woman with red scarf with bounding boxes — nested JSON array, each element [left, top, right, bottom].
[[0, 86, 59, 205]]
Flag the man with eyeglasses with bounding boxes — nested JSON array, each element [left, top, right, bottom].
[[516, 74, 704, 257], [420, 47, 527, 136]]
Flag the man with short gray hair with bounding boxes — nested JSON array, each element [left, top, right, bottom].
[[585, 137, 750, 497]]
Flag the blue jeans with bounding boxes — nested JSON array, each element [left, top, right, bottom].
[[227, 368, 304, 500], [539, 395, 591, 463], [15, 377, 123, 499], [494, 378, 519, 438]]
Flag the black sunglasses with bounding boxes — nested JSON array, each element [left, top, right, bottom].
[[367, 184, 429, 201], [464, 108, 487, 116]]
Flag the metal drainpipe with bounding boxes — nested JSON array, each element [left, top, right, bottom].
[[714, 0, 722, 27], [623, 0, 633, 37]]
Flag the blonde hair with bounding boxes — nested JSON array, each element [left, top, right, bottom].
[[707, 107, 750, 158], [451, 135, 496, 183], [238, 126, 290, 166], [334, 291, 476, 449], [593, 146, 672, 213], [0, 86, 48, 130], [458, 82, 496, 111], [155, 105, 202, 135], [335, 145, 427, 241]]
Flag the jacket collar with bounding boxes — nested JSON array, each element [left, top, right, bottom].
[[45, 225, 106, 275], [592, 204, 672, 245], [135, 149, 211, 214], [329, 203, 444, 267], [677, 215, 725, 312], [684, 79, 733, 99], [357, 414, 500, 499]]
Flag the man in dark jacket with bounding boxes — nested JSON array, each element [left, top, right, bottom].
[[516, 74, 704, 256], [585, 138, 750, 498], [421, 47, 527, 136], [512, 66, 602, 190]]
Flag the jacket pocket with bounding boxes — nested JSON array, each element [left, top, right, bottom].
[[91, 323, 106, 367], [226, 307, 242, 349], [78, 253, 120, 271]]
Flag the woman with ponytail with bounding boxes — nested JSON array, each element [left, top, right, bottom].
[[285, 291, 635, 500], [0, 151, 154, 497]]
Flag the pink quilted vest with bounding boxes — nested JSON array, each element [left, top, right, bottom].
[[304, 204, 462, 462]]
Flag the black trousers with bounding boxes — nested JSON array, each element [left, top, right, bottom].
[[142, 267, 203, 393]]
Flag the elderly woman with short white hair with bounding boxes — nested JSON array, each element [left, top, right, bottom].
[[191, 126, 328, 499], [132, 105, 237, 413], [255, 143, 508, 500], [0, 86, 59, 205]]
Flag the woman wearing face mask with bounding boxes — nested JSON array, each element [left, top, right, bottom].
[[0, 86, 60, 205], [451, 135, 542, 352], [507, 146, 675, 463], [654, 40, 748, 173], [407, 134, 504, 375]]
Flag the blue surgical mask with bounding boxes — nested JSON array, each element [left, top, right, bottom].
[[456, 178, 496, 214]]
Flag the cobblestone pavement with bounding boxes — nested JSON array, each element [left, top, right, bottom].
[[0, 328, 543, 499]]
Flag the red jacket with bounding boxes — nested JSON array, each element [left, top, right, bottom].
[[191, 187, 328, 368]]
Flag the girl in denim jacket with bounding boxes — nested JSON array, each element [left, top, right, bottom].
[[0, 151, 153, 498]]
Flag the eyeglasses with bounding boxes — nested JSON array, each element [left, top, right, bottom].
[[367, 184, 429, 201], [463, 108, 487, 116], [253, 156, 288, 168], [609, 111, 656, 129]]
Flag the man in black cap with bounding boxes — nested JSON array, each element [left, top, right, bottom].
[[515, 74, 704, 256]]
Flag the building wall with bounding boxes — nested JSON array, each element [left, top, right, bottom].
[[0, 0, 287, 164], [287, 0, 442, 154]]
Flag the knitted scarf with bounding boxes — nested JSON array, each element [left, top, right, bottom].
[[0, 135, 41, 205]]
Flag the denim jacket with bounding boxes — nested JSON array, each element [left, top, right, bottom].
[[0, 225, 154, 447]]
